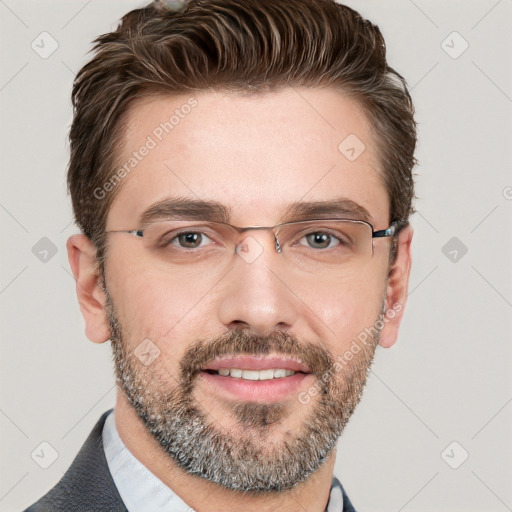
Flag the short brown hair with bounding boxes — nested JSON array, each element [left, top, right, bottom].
[[68, 0, 417, 263]]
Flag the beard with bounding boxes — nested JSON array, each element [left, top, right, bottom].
[[105, 288, 382, 494]]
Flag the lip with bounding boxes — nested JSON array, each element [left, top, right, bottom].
[[201, 355, 311, 373], [199, 371, 313, 402]]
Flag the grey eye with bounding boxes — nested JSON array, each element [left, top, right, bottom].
[[304, 232, 340, 249]]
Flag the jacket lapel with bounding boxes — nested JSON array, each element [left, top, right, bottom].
[[25, 409, 127, 512]]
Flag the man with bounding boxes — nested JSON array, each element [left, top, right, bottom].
[[26, 0, 416, 510]]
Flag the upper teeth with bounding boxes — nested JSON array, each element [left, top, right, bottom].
[[217, 368, 296, 380]]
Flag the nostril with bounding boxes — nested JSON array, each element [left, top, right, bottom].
[[229, 320, 249, 330]]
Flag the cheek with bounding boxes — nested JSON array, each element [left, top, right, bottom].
[[105, 253, 219, 349], [310, 262, 387, 348]]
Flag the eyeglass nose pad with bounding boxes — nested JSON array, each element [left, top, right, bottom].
[[274, 233, 282, 253]]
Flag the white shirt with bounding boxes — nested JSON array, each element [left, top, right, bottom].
[[102, 410, 344, 511]]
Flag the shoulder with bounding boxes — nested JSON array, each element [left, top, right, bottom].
[[23, 410, 127, 512]]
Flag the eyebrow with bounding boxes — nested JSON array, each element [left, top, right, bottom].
[[140, 197, 231, 226], [139, 196, 372, 227], [282, 197, 372, 224]]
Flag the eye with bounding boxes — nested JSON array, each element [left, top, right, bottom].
[[170, 231, 214, 249], [158, 231, 213, 249], [301, 232, 341, 249]]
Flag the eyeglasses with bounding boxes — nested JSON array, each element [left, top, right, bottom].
[[106, 218, 406, 273]]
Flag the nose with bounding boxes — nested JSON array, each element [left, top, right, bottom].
[[216, 235, 299, 337]]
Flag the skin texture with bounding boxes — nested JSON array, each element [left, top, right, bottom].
[[67, 87, 413, 512]]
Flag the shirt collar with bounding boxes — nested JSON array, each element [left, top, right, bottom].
[[102, 409, 344, 511]]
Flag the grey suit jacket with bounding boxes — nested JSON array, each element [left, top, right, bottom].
[[25, 409, 357, 511]]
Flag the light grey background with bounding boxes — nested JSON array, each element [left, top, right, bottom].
[[1, 1, 511, 511]]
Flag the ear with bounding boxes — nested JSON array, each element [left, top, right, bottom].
[[378, 225, 413, 348], [67, 234, 110, 344]]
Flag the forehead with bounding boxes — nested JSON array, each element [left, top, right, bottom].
[[106, 87, 389, 228]]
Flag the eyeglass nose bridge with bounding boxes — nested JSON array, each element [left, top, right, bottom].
[[235, 225, 283, 255]]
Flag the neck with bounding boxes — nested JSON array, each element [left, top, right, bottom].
[[114, 391, 337, 512]]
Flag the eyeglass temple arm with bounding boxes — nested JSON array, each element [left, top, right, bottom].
[[372, 220, 408, 238]]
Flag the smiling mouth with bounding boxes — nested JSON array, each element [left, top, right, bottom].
[[202, 368, 306, 380], [200, 354, 312, 377], [198, 354, 313, 401]]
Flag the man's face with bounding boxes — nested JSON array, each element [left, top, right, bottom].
[[97, 88, 401, 491]]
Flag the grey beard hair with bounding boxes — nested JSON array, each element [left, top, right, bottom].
[[105, 287, 384, 493]]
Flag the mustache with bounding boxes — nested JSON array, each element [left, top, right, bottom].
[[179, 327, 334, 384]]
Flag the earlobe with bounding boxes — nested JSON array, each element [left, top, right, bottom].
[[378, 225, 413, 348], [67, 234, 111, 344]]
